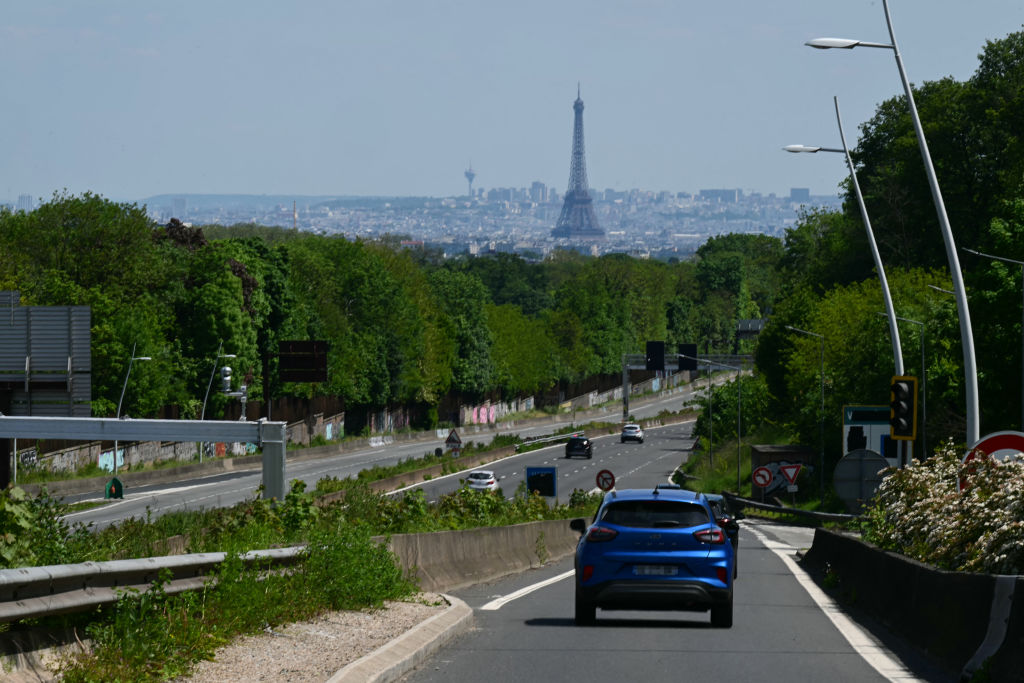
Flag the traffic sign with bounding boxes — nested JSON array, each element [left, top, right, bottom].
[[526, 467, 557, 497], [752, 466, 772, 488], [961, 430, 1024, 491], [596, 469, 615, 491], [779, 463, 802, 485]]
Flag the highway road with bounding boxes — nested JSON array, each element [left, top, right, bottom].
[[399, 518, 951, 683], [62, 376, 721, 529]]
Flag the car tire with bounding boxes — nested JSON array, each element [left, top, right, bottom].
[[620, 438, 625, 443], [575, 589, 596, 626], [711, 597, 733, 628]]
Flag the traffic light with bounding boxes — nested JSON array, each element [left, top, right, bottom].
[[645, 341, 665, 372], [678, 343, 698, 371], [889, 376, 918, 440]]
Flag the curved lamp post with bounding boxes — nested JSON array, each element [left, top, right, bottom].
[[785, 325, 825, 502], [114, 343, 151, 474], [806, 0, 979, 446], [784, 96, 904, 377], [963, 247, 1024, 431], [682, 354, 743, 493], [200, 342, 236, 463]]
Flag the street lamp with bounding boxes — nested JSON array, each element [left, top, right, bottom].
[[807, 0, 980, 446], [200, 342, 236, 463], [682, 354, 743, 493], [962, 247, 1024, 431], [785, 325, 825, 503], [784, 95, 904, 377], [114, 343, 151, 474]]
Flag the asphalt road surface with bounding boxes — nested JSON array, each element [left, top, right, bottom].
[[400, 522, 954, 683]]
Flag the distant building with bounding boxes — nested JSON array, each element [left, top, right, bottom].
[[790, 188, 811, 203], [698, 189, 741, 203], [16, 194, 34, 212], [172, 197, 187, 219], [530, 181, 547, 203]]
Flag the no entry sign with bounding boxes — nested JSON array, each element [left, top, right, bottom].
[[596, 469, 615, 491], [752, 466, 772, 488]]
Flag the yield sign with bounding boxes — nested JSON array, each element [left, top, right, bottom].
[[779, 463, 802, 485]]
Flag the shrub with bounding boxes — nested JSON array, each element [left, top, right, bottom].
[[862, 439, 1024, 573]]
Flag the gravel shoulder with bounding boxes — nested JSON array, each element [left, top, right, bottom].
[[179, 593, 449, 683]]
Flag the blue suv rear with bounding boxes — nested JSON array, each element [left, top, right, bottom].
[[569, 486, 734, 627]]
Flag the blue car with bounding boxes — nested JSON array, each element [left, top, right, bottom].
[[569, 486, 735, 627]]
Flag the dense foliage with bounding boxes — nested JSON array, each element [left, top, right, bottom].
[[0, 195, 781, 426], [862, 444, 1024, 574], [755, 28, 1024, 462]]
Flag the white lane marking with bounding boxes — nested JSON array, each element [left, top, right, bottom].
[[744, 525, 922, 682], [480, 569, 575, 611]]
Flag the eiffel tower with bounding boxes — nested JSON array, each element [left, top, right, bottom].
[[552, 85, 603, 239]]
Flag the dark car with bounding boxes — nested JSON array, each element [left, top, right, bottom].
[[565, 434, 592, 459], [570, 486, 735, 627], [704, 493, 742, 576]]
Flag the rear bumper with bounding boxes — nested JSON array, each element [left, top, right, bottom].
[[578, 579, 731, 612]]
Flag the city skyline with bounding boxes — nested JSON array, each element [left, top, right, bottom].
[[2, 1, 1020, 204]]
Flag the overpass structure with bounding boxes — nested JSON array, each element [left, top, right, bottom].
[[0, 416, 287, 501]]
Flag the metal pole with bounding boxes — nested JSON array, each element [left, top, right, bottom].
[[785, 325, 825, 503], [683, 354, 743, 489], [708, 367, 713, 467], [881, 0, 977, 445], [737, 369, 742, 494], [835, 96, 903, 375], [806, 0, 980, 445], [819, 337, 824, 500], [961, 248, 1024, 432]]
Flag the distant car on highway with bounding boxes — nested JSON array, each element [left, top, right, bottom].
[[620, 423, 644, 443], [703, 492, 742, 576], [565, 435, 593, 459], [570, 486, 734, 627], [466, 470, 499, 492]]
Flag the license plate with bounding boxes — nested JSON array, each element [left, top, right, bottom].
[[633, 565, 678, 576]]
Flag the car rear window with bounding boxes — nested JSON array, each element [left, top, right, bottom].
[[469, 472, 491, 480], [599, 500, 710, 528]]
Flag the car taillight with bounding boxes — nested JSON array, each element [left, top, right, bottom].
[[582, 565, 594, 581], [586, 525, 618, 542], [694, 528, 725, 544], [716, 567, 728, 583]]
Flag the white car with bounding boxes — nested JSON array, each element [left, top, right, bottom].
[[466, 470, 499, 492], [620, 423, 644, 443]]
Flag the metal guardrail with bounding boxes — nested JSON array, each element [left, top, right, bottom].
[[514, 431, 581, 451], [0, 546, 304, 623], [724, 492, 860, 524]]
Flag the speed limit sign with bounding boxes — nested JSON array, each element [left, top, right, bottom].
[[596, 469, 615, 491]]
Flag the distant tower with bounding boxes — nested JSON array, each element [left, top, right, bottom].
[[464, 164, 476, 197], [552, 84, 602, 238]]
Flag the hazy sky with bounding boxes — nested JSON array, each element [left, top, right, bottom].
[[2, 1, 1022, 204]]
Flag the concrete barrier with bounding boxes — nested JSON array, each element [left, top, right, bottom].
[[383, 519, 581, 593], [802, 528, 1022, 679]]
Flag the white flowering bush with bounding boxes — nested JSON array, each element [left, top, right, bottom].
[[861, 439, 1024, 574]]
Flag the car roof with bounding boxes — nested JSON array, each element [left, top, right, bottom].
[[623, 423, 640, 428], [602, 487, 706, 504], [469, 470, 493, 476]]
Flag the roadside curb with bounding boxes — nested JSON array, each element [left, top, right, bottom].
[[326, 594, 473, 683]]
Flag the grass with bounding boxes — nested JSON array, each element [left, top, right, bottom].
[[10, 474, 607, 681]]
